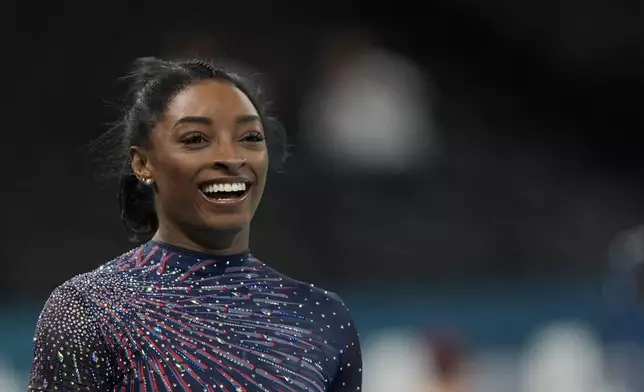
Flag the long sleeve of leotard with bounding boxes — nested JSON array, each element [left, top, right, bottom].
[[328, 294, 363, 391], [28, 283, 114, 391]]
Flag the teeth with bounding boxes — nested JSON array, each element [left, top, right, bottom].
[[201, 182, 247, 193]]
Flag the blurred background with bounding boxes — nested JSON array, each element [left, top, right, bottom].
[[2, 0, 644, 390]]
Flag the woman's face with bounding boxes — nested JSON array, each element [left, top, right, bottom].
[[132, 79, 269, 234]]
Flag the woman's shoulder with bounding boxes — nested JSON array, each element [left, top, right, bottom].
[[34, 274, 107, 344], [41, 246, 142, 311], [251, 257, 355, 317], [39, 271, 112, 319]]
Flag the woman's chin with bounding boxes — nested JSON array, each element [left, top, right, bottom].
[[201, 214, 250, 233]]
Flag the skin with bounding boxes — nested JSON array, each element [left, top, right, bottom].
[[131, 79, 269, 255]]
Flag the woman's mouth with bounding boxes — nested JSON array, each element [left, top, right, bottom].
[[199, 181, 251, 201]]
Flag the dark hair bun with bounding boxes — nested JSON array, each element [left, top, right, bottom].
[[127, 57, 169, 98]]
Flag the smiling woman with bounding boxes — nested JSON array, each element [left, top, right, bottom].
[[129, 76, 271, 252], [27, 57, 362, 392]]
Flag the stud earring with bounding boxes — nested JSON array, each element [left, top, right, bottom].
[[143, 178, 154, 186]]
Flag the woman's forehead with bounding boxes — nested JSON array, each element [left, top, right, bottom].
[[166, 79, 258, 121]]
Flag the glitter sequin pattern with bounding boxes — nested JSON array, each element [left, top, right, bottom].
[[28, 242, 362, 391]]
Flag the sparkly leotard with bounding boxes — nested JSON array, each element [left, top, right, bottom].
[[28, 241, 362, 391]]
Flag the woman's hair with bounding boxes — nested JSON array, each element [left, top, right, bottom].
[[93, 57, 288, 241]]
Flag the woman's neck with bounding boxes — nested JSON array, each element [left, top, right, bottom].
[[152, 223, 250, 256]]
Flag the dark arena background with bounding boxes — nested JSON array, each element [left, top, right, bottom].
[[2, 0, 644, 390]]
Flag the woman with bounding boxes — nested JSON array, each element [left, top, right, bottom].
[[28, 57, 362, 391]]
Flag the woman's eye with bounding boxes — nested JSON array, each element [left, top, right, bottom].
[[242, 131, 266, 142], [181, 133, 207, 144]]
